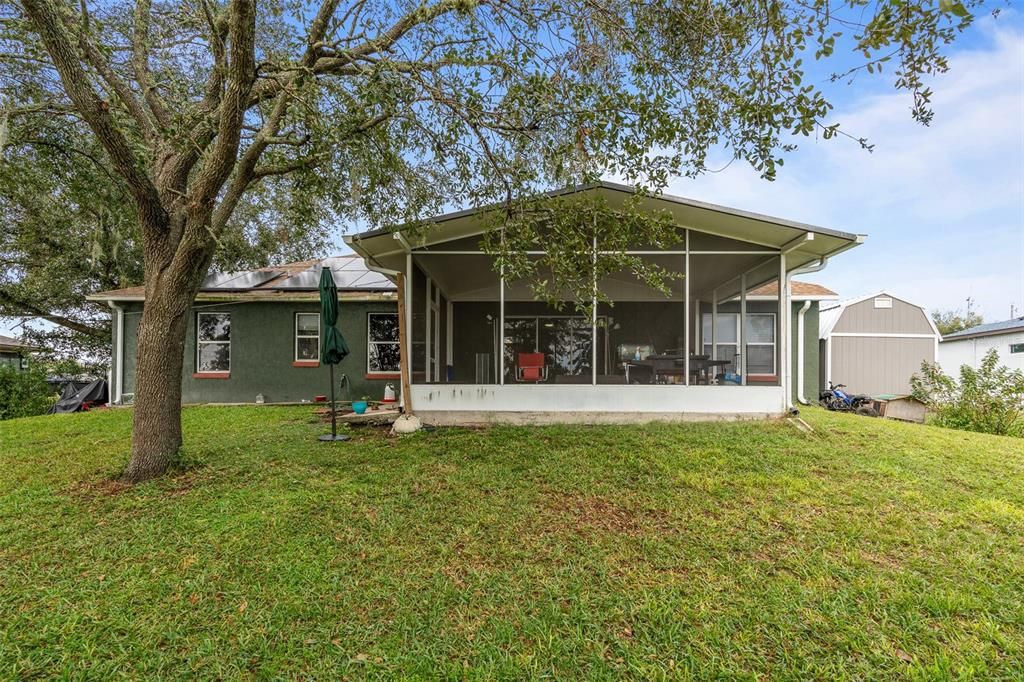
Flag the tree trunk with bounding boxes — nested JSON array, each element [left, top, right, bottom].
[[121, 206, 213, 484], [122, 281, 193, 483]]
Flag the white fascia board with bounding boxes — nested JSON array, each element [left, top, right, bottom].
[[742, 295, 838, 302], [828, 332, 938, 339]]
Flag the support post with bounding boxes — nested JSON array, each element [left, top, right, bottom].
[[499, 264, 505, 385], [711, 288, 719, 381], [446, 299, 453, 381], [684, 229, 690, 386], [592, 234, 597, 386], [779, 253, 788, 407], [425, 277, 432, 383], [740, 273, 747, 386], [396, 272, 413, 414]]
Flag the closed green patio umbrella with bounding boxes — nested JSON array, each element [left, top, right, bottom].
[[319, 265, 350, 442]]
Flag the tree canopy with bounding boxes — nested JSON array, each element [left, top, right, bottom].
[[0, 0, 988, 481], [932, 303, 984, 337], [0, 108, 330, 364]]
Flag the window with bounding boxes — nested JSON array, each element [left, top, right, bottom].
[[701, 312, 776, 375], [196, 312, 230, 373], [874, 297, 893, 309], [368, 312, 400, 373], [1011, 343, 1024, 354], [295, 313, 320, 361]]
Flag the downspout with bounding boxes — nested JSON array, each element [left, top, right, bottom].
[[796, 300, 811, 405], [107, 300, 124, 405]]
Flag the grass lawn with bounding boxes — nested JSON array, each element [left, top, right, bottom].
[[1, 406, 1022, 679]]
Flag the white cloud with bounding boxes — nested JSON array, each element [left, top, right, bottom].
[[663, 18, 1024, 322]]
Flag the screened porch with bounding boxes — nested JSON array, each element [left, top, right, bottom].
[[345, 182, 863, 421]]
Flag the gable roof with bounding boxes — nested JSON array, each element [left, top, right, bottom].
[[0, 334, 38, 353], [819, 291, 941, 340], [746, 281, 837, 300], [346, 181, 865, 298], [88, 255, 396, 302], [941, 317, 1024, 342]]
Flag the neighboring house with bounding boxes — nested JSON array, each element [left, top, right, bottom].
[[819, 292, 940, 396], [0, 334, 36, 371], [88, 256, 399, 405], [939, 317, 1024, 372], [347, 181, 863, 423]]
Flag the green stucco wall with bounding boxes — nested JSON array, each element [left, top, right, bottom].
[[117, 300, 399, 404], [795, 302, 820, 405]]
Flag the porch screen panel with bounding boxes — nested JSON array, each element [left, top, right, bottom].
[[410, 264, 427, 381], [598, 253, 685, 385]]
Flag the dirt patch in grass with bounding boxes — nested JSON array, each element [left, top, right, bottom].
[[67, 477, 133, 499], [66, 467, 207, 501], [541, 491, 675, 537]]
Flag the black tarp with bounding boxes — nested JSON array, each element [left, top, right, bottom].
[[48, 378, 108, 414]]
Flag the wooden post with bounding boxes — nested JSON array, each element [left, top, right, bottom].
[[396, 272, 413, 414]]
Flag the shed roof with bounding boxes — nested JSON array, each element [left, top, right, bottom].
[[819, 291, 941, 340], [941, 317, 1024, 342]]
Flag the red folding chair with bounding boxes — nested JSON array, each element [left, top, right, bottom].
[[515, 352, 548, 382]]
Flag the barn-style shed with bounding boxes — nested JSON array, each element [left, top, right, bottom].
[[819, 292, 940, 397]]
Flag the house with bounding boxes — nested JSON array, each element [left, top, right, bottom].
[[90, 184, 861, 418], [939, 317, 1024, 372], [818, 292, 940, 397], [346, 182, 862, 423], [0, 334, 36, 371], [88, 257, 399, 405]]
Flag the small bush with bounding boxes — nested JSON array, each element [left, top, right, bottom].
[[0, 365, 56, 420], [912, 349, 1024, 437]]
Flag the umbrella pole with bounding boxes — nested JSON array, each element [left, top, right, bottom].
[[330, 363, 337, 438]]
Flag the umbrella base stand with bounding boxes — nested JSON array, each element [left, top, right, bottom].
[[318, 363, 350, 442]]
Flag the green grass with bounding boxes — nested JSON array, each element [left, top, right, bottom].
[[1, 407, 1022, 679]]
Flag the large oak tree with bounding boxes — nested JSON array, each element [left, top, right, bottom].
[[0, 111, 332, 365], [2, 0, 982, 482]]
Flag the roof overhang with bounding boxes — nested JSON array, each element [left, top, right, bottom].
[[86, 291, 396, 303], [941, 327, 1024, 342], [345, 182, 865, 295]]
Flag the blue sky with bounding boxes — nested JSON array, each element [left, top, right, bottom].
[[663, 12, 1024, 322]]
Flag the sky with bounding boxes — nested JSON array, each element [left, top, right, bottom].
[[662, 13, 1024, 323]]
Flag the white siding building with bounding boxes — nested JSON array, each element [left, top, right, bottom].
[[939, 318, 1024, 372]]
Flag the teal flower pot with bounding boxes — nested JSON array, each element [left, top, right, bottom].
[[352, 401, 368, 415]]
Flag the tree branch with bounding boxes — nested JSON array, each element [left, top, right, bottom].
[[189, 0, 257, 212], [132, 0, 171, 129], [22, 0, 163, 217]]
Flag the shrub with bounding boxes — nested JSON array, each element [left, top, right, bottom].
[[0, 365, 56, 420], [912, 349, 1024, 437]]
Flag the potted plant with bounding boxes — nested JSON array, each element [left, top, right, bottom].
[[352, 396, 370, 415]]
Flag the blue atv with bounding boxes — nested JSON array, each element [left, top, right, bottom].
[[819, 382, 878, 416]]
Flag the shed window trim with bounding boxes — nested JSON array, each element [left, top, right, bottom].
[[1011, 343, 1024, 354], [367, 312, 401, 374], [196, 312, 231, 374], [295, 312, 321, 362]]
